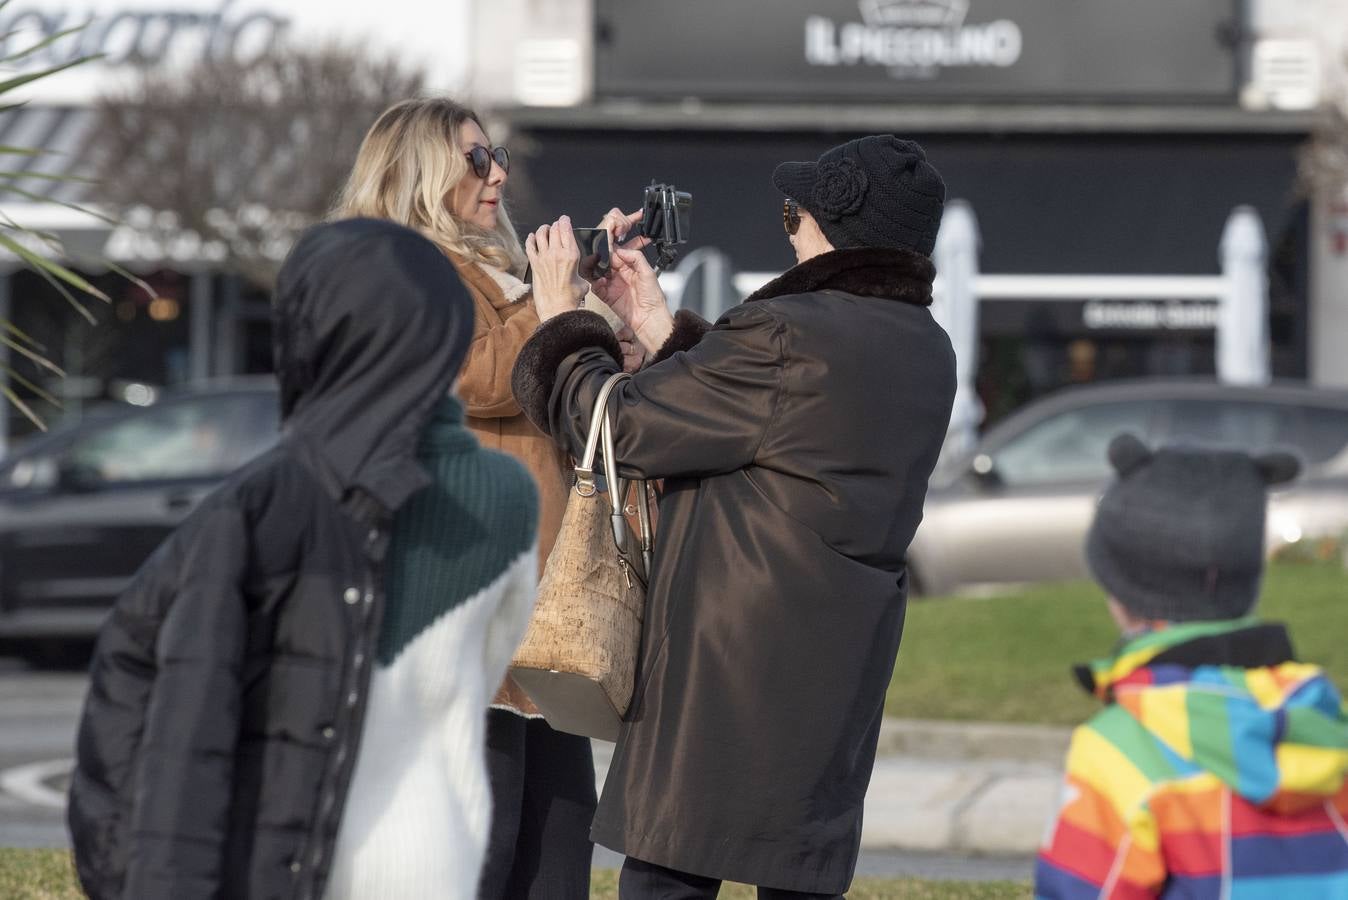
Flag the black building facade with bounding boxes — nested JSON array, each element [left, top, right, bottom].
[[503, 0, 1314, 421]]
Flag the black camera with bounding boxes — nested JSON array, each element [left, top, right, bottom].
[[527, 181, 692, 286], [638, 181, 692, 270], [578, 182, 692, 277]]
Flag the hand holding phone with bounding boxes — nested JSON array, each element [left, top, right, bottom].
[[573, 228, 612, 282]]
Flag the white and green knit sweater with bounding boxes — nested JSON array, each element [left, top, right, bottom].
[[325, 397, 538, 899]]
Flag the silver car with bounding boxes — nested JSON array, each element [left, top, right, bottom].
[[909, 380, 1348, 597]]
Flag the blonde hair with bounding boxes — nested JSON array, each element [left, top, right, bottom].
[[332, 97, 527, 274]]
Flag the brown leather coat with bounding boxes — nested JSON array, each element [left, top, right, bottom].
[[511, 247, 956, 894], [451, 255, 569, 715]]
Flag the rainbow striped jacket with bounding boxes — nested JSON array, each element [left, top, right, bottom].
[[1036, 619, 1348, 899]]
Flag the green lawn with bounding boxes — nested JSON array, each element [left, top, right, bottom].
[[0, 849, 81, 900], [887, 560, 1348, 726], [591, 870, 1028, 898], [10, 565, 1338, 897], [0, 850, 1027, 899]]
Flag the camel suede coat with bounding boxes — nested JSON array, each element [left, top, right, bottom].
[[450, 256, 569, 715]]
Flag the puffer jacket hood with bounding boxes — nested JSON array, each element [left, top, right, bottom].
[[273, 217, 474, 516], [1078, 619, 1348, 812]]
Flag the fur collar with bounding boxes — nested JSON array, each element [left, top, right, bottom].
[[744, 247, 935, 307], [480, 262, 532, 303]]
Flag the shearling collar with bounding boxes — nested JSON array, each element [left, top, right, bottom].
[[479, 262, 532, 303], [744, 246, 935, 307]]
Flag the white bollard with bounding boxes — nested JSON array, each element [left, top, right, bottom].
[[1218, 206, 1271, 386], [931, 200, 984, 459]]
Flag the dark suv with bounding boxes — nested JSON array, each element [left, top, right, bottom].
[[0, 380, 278, 661]]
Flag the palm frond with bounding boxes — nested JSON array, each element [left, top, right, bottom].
[[0, 9, 104, 432], [1, 332, 65, 376], [0, 213, 101, 321], [0, 170, 99, 185], [0, 26, 91, 65], [0, 54, 101, 95], [0, 382, 45, 431], [0, 183, 118, 224], [1, 363, 59, 407], [102, 261, 161, 302], [0, 231, 109, 302], [0, 320, 43, 351]]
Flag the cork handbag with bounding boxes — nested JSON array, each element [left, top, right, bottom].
[[510, 372, 653, 742]]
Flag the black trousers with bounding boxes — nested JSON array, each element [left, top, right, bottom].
[[619, 857, 844, 900], [478, 709, 598, 900]]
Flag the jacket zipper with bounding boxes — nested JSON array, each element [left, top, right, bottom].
[[295, 524, 386, 900]]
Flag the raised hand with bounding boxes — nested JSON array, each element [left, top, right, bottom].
[[589, 206, 650, 312], [606, 245, 673, 356], [525, 215, 587, 322], [598, 207, 651, 253]]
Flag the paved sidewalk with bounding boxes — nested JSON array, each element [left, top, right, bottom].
[[592, 718, 1070, 858]]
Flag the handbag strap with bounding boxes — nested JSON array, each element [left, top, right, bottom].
[[575, 372, 631, 497], [571, 371, 654, 589]]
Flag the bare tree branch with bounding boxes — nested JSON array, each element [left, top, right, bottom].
[[92, 43, 426, 287], [1298, 49, 1348, 203], [1300, 104, 1348, 201]]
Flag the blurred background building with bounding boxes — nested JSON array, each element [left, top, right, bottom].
[[1, 0, 1348, 453]]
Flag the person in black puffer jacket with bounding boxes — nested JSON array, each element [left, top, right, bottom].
[[67, 218, 521, 900]]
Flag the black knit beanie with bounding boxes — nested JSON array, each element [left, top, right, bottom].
[[1085, 434, 1301, 623], [771, 135, 946, 256]]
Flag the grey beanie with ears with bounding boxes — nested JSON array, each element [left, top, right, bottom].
[[1085, 434, 1301, 623]]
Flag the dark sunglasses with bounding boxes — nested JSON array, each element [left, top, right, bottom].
[[783, 198, 801, 236], [465, 145, 510, 179]]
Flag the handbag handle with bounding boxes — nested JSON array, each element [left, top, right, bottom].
[[574, 372, 631, 497], [573, 372, 653, 589]]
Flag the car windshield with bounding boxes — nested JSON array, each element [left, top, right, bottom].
[[991, 401, 1157, 486], [59, 392, 277, 485], [10, 390, 277, 487], [1159, 399, 1348, 468]]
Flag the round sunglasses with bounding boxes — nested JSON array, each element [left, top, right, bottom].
[[465, 145, 510, 180], [782, 198, 801, 236]]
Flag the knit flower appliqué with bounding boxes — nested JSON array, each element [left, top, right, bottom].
[[812, 157, 868, 221]]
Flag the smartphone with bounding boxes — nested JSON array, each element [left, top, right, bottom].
[[572, 228, 611, 281], [522, 227, 616, 285]]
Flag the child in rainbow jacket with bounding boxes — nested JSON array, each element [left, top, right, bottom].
[[1036, 434, 1348, 899]]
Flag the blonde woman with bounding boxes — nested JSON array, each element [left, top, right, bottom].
[[333, 97, 618, 899]]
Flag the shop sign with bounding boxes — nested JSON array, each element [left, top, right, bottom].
[[1082, 300, 1219, 331], [803, 0, 1023, 78], [0, 0, 469, 103], [595, 0, 1238, 102], [0, 1, 290, 68]]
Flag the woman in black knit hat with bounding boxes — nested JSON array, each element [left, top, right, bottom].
[[514, 135, 956, 899]]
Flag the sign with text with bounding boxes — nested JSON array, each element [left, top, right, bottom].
[[595, 0, 1238, 102], [1, 0, 470, 103], [1082, 300, 1219, 332], [981, 299, 1220, 338]]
